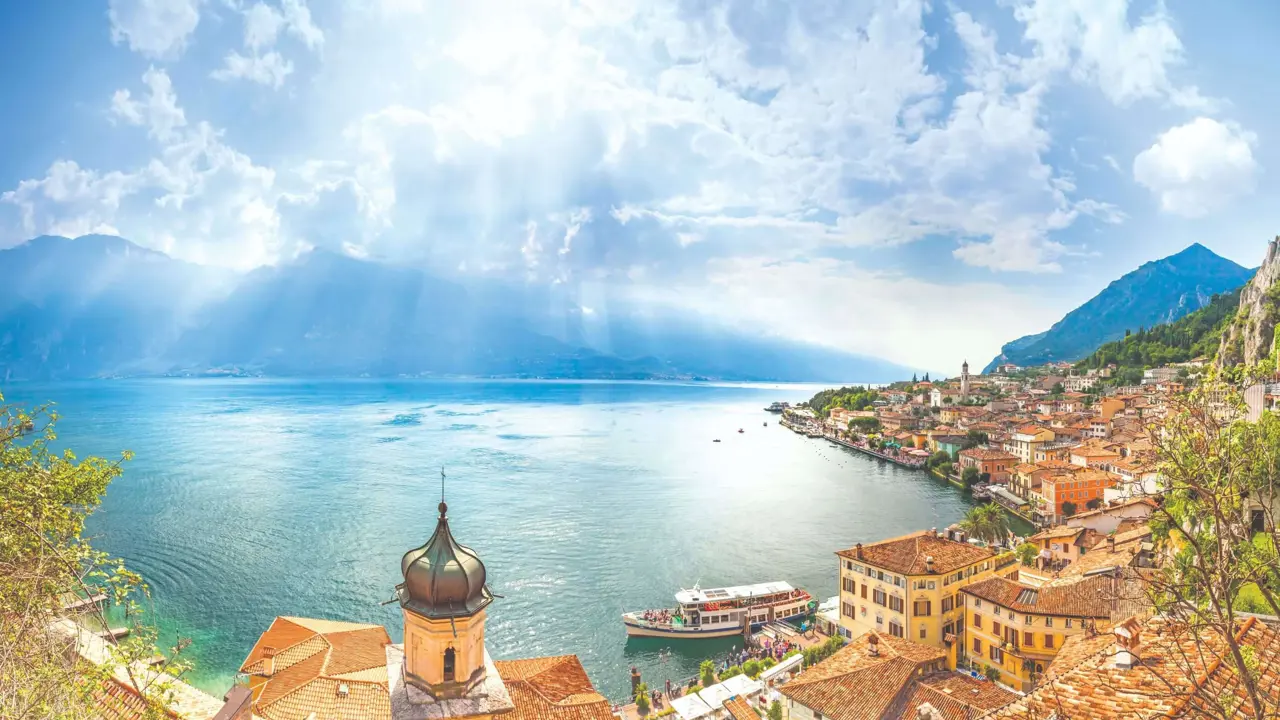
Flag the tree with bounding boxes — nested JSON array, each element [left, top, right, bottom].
[[1061, 501, 1077, 518], [926, 451, 950, 469], [1015, 541, 1039, 567], [923, 372, 930, 382], [1050, 382, 1065, 395], [911, 373, 918, 383], [1086, 497, 1103, 510], [960, 504, 1011, 546], [848, 416, 881, 434], [961, 430, 989, 450], [961, 466, 981, 488], [635, 686, 651, 716], [699, 659, 716, 688], [0, 392, 191, 720], [943, 396, 954, 405], [742, 659, 762, 679], [767, 700, 784, 720]]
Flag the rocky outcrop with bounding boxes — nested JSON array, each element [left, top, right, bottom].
[[1218, 237, 1280, 367]]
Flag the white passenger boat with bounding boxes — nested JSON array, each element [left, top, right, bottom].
[[623, 581, 812, 639]]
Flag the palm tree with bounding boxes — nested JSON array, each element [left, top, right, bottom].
[[959, 504, 1010, 546]]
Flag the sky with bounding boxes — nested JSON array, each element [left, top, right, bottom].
[[1, 0, 1278, 373]]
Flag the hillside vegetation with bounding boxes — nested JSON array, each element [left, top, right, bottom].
[[1075, 289, 1242, 372]]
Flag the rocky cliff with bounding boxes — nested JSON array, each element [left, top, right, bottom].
[[1218, 237, 1280, 367]]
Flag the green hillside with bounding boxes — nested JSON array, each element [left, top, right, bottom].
[[1075, 288, 1242, 373]]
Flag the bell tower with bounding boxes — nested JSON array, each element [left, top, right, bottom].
[[397, 497, 494, 699], [960, 360, 970, 400]]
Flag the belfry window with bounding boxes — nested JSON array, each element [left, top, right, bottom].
[[444, 647, 456, 682]]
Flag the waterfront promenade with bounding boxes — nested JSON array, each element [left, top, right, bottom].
[[780, 415, 926, 469]]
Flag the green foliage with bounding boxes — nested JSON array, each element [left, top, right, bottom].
[[742, 659, 762, 679], [720, 665, 743, 680], [1050, 382, 1065, 396], [636, 687, 652, 715], [1086, 498, 1103, 510], [767, 700, 784, 720], [961, 431, 989, 450], [960, 504, 1010, 546], [1061, 501, 1078, 517], [1077, 288, 1243, 375], [983, 665, 1002, 682], [1016, 542, 1039, 567], [799, 635, 846, 668], [961, 466, 981, 487], [759, 657, 777, 671], [936, 461, 954, 478], [847, 416, 881, 433], [807, 386, 881, 418], [926, 451, 951, 469], [0, 392, 190, 719], [699, 659, 716, 688]]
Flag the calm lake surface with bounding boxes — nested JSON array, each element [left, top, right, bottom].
[[4, 379, 977, 701]]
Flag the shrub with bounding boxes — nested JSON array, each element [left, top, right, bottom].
[[767, 700, 783, 720], [699, 660, 716, 688], [720, 665, 743, 680], [742, 659, 761, 679]]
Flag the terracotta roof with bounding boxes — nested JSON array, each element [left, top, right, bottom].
[[724, 695, 761, 720], [981, 616, 1280, 719], [1064, 497, 1157, 521], [494, 655, 613, 720], [957, 449, 1018, 462], [1030, 525, 1084, 542], [1015, 425, 1051, 436], [885, 672, 1018, 720], [837, 531, 995, 576], [781, 633, 1012, 720], [240, 616, 392, 720], [1046, 527, 1151, 586], [95, 676, 180, 720], [960, 575, 1115, 618]]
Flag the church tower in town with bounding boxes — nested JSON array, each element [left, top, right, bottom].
[[960, 360, 970, 400]]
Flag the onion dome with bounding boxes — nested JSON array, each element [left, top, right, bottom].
[[398, 501, 493, 619]]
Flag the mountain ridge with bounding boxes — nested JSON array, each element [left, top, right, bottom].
[[0, 234, 908, 383], [984, 243, 1254, 372]]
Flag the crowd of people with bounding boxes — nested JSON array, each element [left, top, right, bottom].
[[641, 609, 679, 625]]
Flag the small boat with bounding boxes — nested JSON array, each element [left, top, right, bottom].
[[712, 439, 721, 443], [738, 428, 744, 434], [763, 421, 767, 427], [623, 582, 812, 639]]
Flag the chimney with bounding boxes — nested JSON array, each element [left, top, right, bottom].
[[868, 633, 880, 657], [1108, 536, 1116, 554], [1113, 618, 1143, 670], [261, 647, 278, 677], [925, 555, 935, 574], [855, 543, 863, 559]]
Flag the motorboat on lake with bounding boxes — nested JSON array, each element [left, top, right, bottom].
[[623, 581, 812, 639]]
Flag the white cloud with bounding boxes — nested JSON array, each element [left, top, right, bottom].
[[214, 0, 321, 89], [1011, 0, 1210, 109], [109, 67, 187, 141], [1133, 117, 1257, 218], [212, 50, 294, 88], [108, 0, 203, 59]]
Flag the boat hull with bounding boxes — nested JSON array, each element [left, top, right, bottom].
[[623, 611, 808, 640]]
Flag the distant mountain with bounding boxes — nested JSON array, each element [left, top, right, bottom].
[[984, 244, 1254, 373], [0, 236, 909, 382], [1076, 287, 1243, 371]]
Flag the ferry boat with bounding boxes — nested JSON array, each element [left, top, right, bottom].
[[764, 402, 789, 413], [622, 581, 812, 639]]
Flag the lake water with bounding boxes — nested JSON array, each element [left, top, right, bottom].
[[3, 379, 977, 701]]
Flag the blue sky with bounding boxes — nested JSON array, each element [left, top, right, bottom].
[[1, 0, 1277, 372]]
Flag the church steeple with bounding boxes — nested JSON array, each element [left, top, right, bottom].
[[396, 482, 494, 699]]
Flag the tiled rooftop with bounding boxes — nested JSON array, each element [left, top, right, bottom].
[[960, 574, 1116, 618], [837, 531, 996, 576]]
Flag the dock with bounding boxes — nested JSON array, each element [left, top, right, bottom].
[[96, 627, 131, 643], [61, 592, 108, 613]]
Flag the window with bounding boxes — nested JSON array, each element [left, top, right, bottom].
[[843, 578, 855, 593], [972, 637, 982, 653], [913, 600, 932, 617], [919, 625, 927, 640], [993, 607, 1001, 617], [1024, 631, 1034, 647], [861, 584, 868, 600], [990, 646, 1004, 664], [943, 621, 955, 638], [942, 596, 954, 613], [873, 589, 887, 606], [889, 621, 904, 638], [974, 599, 982, 609], [842, 603, 855, 619], [992, 621, 1002, 637], [845, 561, 853, 571], [972, 614, 982, 630], [928, 581, 936, 590], [1045, 618, 1053, 628], [1008, 613, 1016, 623], [1065, 618, 1074, 628], [443, 647, 456, 683], [894, 576, 904, 588], [1025, 614, 1033, 625], [889, 596, 904, 613], [1044, 634, 1054, 649]]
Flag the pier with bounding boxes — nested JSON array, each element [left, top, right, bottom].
[[780, 414, 926, 470]]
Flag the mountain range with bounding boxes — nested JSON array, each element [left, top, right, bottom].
[[0, 235, 909, 382], [984, 244, 1255, 373]]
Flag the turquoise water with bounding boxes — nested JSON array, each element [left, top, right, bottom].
[[3, 379, 976, 701]]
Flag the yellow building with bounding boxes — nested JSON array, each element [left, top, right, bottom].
[[959, 574, 1114, 691], [835, 530, 1018, 667], [1004, 425, 1055, 464]]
